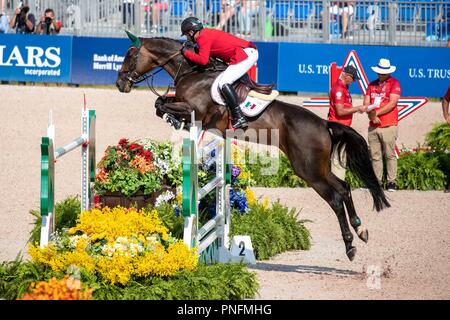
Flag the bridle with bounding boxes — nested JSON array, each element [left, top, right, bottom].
[[123, 45, 184, 97]]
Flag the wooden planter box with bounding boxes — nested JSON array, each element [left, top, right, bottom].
[[98, 186, 176, 210]]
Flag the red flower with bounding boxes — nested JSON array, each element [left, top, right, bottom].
[[143, 150, 153, 161], [118, 138, 129, 146], [128, 143, 142, 152]]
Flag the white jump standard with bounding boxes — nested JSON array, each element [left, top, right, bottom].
[[40, 107, 96, 247], [182, 112, 255, 264]]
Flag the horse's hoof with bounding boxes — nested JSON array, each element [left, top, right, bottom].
[[346, 246, 357, 261], [174, 122, 184, 131], [357, 227, 369, 243], [162, 113, 169, 122]]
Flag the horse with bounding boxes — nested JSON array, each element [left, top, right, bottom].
[[116, 33, 390, 261]]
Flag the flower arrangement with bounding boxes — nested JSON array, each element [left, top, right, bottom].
[[94, 138, 181, 198], [199, 143, 267, 218], [19, 276, 93, 300], [28, 207, 198, 285]]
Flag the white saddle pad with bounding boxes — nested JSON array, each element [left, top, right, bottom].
[[211, 72, 279, 117]]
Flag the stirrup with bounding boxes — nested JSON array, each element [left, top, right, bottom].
[[231, 117, 248, 129]]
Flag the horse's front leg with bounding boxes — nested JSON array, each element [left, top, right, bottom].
[[155, 97, 193, 119], [155, 97, 194, 130]]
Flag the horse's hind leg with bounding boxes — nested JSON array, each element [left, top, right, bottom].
[[308, 176, 357, 261], [328, 176, 369, 244]]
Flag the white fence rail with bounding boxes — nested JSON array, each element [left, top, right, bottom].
[[2, 0, 449, 46]]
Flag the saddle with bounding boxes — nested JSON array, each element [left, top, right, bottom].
[[203, 57, 274, 104], [234, 73, 274, 104]]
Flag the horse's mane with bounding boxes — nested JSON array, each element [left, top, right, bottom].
[[142, 37, 183, 46], [141, 36, 227, 73]]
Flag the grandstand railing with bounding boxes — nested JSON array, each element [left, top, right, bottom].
[[3, 0, 448, 47]]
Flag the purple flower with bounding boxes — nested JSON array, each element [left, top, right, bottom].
[[231, 166, 241, 178]]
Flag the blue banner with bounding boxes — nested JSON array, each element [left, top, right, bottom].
[[277, 43, 450, 97], [71, 36, 172, 86], [254, 42, 278, 87], [0, 34, 448, 97], [0, 34, 72, 83]]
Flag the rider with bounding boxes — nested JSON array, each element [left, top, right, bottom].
[[180, 16, 258, 129]]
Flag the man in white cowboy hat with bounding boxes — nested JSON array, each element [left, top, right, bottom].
[[328, 65, 367, 180], [364, 58, 401, 192]]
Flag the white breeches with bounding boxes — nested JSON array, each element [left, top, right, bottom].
[[218, 47, 258, 89]]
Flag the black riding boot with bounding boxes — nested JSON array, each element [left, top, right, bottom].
[[221, 83, 248, 129]]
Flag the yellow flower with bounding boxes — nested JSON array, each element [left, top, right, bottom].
[[30, 207, 199, 285], [262, 196, 270, 209], [245, 188, 257, 206], [68, 207, 169, 242], [97, 254, 134, 285]]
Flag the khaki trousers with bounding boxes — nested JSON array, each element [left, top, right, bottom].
[[368, 125, 398, 184], [331, 146, 347, 181]]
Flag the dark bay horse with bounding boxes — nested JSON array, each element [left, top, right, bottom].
[[116, 35, 390, 261]]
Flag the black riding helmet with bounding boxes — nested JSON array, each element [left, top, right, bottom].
[[180, 17, 204, 36]]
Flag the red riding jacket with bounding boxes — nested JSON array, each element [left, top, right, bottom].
[[183, 28, 257, 66]]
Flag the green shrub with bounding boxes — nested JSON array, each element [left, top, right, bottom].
[[230, 202, 311, 260], [28, 196, 81, 244], [0, 259, 258, 300], [396, 151, 446, 190], [426, 123, 450, 151], [156, 202, 184, 239], [246, 148, 448, 191], [246, 152, 307, 188]]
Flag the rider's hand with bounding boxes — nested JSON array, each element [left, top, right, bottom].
[[181, 41, 196, 55], [180, 44, 188, 55]]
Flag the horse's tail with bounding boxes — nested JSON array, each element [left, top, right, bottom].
[[327, 121, 390, 212]]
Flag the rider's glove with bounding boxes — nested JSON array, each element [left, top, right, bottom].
[[180, 44, 188, 55], [181, 41, 196, 55]]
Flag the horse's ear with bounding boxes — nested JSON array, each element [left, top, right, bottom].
[[125, 30, 142, 48]]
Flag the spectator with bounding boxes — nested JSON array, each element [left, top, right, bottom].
[[239, 0, 258, 36], [122, 0, 136, 27], [367, 0, 380, 40], [9, 5, 35, 34], [143, 0, 169, 34], [328, 65, 366, 180], [66, 3, 81, 35], [215, 0, 239, 31], [341, 1, 355, 39], [322, 1, 354, 39], [364, 58, 401, 192], [0, 11, 9, 33], [35, 8, 61, 35], [442, 86, 450, 125]]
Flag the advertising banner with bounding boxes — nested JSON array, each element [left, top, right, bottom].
[[71, 36, 172, 86], [0, 34, 72, 83], [277, 43, 450, 97]]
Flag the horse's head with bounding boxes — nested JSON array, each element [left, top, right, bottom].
[[117, 31, 144, 92], [116, 31, 184, 93]]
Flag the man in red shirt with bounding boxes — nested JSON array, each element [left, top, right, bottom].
[[180, 17, 258, 129], [442, 86, 450, 125], [328, 65, 366, 180], [364, 58, 401, 192]]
